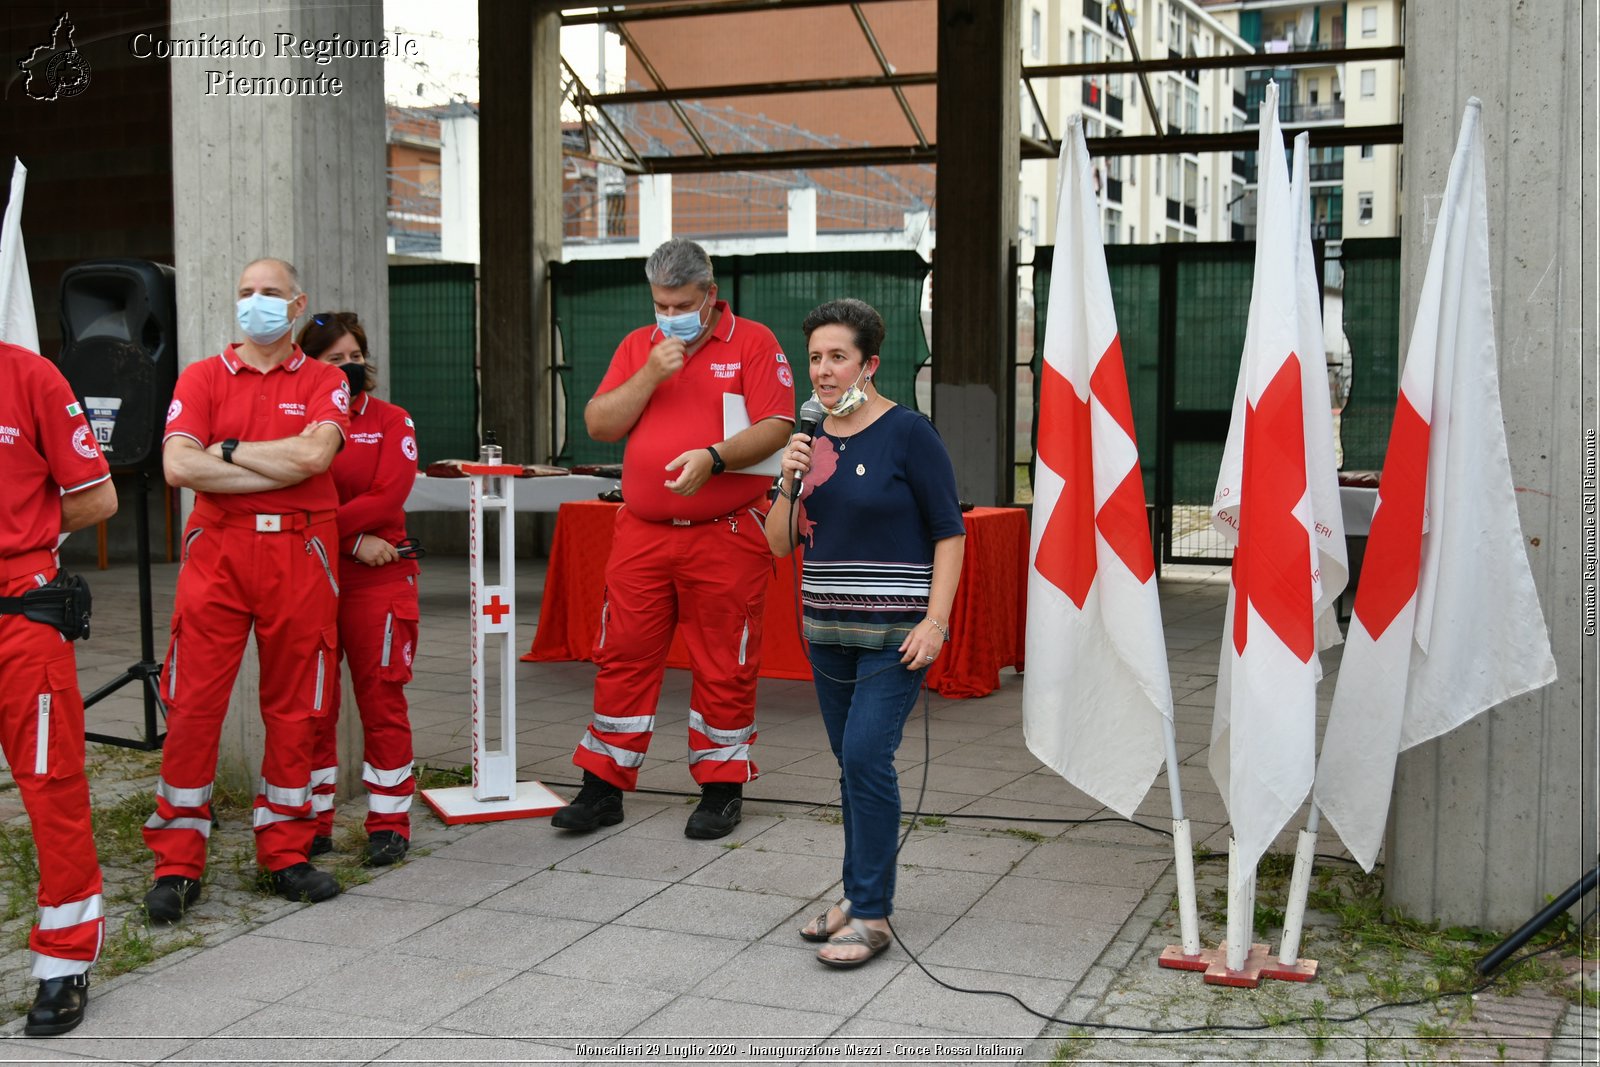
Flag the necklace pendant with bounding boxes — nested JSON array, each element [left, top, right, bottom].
[[855, 463, 866, 477]]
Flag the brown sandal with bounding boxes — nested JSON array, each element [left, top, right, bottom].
[[817, 918, 892, 969], [799, 899, 851, 943]]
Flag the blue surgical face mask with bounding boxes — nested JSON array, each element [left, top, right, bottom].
[[236, 293, 294, 345], [655, 290, 711, 342]]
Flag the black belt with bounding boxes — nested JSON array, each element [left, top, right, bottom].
[[0, 570, 93, 640]]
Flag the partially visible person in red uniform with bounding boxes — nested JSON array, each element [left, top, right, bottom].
[[0, 342, 117, 1036], [142, 258, 351, 921], [296, 311, 420, 868], [551, 238, 794, 839]]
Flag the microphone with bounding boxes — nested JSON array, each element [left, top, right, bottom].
[[792, 397, 829, 498]]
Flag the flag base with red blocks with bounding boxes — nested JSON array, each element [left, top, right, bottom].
[[1158, 942, 1315, 988], [420, 780, 567, 825]]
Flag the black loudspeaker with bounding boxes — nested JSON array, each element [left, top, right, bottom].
[[56, 259, 178, 470]]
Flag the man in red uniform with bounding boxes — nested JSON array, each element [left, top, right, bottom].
[[0, 342, 117, 1036], [297, 311, 420, 868], [552, 238, 794, 839], [142, 258, 351, 921]]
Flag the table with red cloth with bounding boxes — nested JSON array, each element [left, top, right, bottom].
[[523, 500, 1028, 699]]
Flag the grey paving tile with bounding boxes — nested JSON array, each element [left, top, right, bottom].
[[345, 855, 534, 907], [392, 907, 597, 969], [752, 771, 842, 806], [921, 762, 1033, 798], [37, 975, 266, 1054], [555, 828, 724, 881], [172, 1002, 419, 1063], [282, 951, 520, 1026], [1010, 841, 1174, 889], [373, 1028, 576, 1063], [742, 815, 847, 858], [629, 995, 846, 1039], [128, 930, 367, 1003], [855, 962, 1070, 1038], [614, 883, 808, 940], [919, 914, 1119, 982], [250, 893, 455, 949], [892, 830, 1035, 874], [692, 941, 906, 1015], [479, 868, 672, 923], [936, 742, 1036, 771], [536, 925, 747, 994], [625, 806, 783, 845], [969, 875, 1146, 928], [428, 811, 650, 866], [888, 865, 1002, 916], [441, 971, 676, 1037], [683, 845, 848, 898]]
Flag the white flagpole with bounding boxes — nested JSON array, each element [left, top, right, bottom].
[[1276, 803, 1319, 964], [1162, 718, 1202, 956], [1225, 837, 1254, 971]]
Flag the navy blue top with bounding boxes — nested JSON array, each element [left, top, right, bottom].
[[797, 403, 965, 648]]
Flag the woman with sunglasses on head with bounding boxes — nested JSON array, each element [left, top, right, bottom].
[[295, 312, 421, 867], [764, 298, 965, 969]]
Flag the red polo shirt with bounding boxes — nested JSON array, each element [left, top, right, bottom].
[[332, 392, 420, 585], [0, 343, 112, 557], [163, 344, 351, 514], [597, 303, 795, 523]]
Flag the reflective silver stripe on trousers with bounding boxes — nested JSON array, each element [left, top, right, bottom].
[[38, 894, 103, 930], [32, 953, 92, 980], [260, 780, 313, 807], [34, 693, 50, 775], [367, 793, 414, 814], [310, 767, 338, 788], [579, 731, 646, 768], [310, 794, 334, 812], [142, 814, 212, 837], [252, 807, 308, 829], [689, 742, 752, 766], [687, 710, 755, 747], [155, 778, 213, 809], [362, 761, 414, 788], [593, 713, 656, 735]]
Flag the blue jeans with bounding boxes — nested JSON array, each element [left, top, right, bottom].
[[808, 642, 927, 920]]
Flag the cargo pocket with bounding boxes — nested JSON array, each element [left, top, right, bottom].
[[29, 656, 84, 781], [379, 597, 420, 683], [309, 626, 338, 716]]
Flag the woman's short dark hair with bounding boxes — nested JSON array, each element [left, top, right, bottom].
[[802, 298, 885, 361], [296, 311, 375, 392]]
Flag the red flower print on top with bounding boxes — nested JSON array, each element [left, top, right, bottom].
[[796, 435, 841, 547]]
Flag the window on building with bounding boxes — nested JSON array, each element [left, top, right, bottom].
[[1030, 8, 1042, 57], [1185, 86, 1199, 132], [1360, 143, 1375, 160], [1107, 41, 1125, 98], [1360, 68, 1377, 98], [1105, 207, 1121, 245], [1308, 78, 1320, 105], [1084, 30, 1101, 63], [1169, 7, 1183, 49], [1156, 3, 1164, 40], [1358, 192, 1374, 223], [1362, 5, 1379, 37], [1028, 195, 1040, 239]]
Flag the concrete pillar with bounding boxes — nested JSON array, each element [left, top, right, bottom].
[[638, 174, 674, 250], [787, 187, 818, 251], [933, 0, 1020, 505], [479, 0, 562, 470], [169, 0, 388, 803], [440, 111, 481, 265], [1386, 0, 1596, 928]]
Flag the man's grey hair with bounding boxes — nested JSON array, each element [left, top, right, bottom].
[[644, 238, 714, 290], [241, 256, 302, 296]]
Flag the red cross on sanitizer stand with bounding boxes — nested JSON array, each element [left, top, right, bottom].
[[420, 462, 566, 824]]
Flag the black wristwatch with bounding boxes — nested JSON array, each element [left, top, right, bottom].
[[221, 438, 240, 464], [706, 445, 725, 476]]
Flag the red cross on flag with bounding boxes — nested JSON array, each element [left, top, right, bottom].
[[1023, 116, 1172, 820], [1314, 100, 1556, 871], [1209, 93, 1348, 874]]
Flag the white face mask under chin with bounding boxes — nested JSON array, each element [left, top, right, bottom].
[[819, 366, 870, 418]]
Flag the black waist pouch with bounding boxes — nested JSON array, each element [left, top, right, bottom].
[[0, 570, 93, 640]]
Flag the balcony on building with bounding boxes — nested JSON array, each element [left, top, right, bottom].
[[1183, 203, 1197, 227], [1105, 176, 1123, 203], [1244, 98, 1346, 126], [1082, 80, 1102, 111], [1309, 159, 1344, 182], [1232, 152, 1257, 182], [1166, 197, 1180, 222], [1105, 91, 1123, 120]]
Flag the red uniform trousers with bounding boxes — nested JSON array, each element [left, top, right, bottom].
[[143, 505, 340, 878], [310, 569, 418, 838], [573, 501, 771, 790], [0, 551, 104, 979]]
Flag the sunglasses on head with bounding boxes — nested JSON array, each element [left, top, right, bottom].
[[312, 312, 360, 328]]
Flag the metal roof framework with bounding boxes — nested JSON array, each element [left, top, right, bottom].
[[557, 0, 1405, 174]]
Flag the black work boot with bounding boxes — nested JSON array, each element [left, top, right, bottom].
[[684, 781, 743, 840], [362, 830, 409, 867], [24, 973, 88, 1037], [270, 862, 341, 903], [142, 875, 201, 924], [550, 771, 625, 832], [309, 835, 334, 857]]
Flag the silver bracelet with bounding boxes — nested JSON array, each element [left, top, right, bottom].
[[925, 617, 949, 641]]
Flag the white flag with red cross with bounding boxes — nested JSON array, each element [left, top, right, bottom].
[[1209, 88, 1348, 873], [1023, 116, 1173, 820], [1314, 100, 1556, 872]]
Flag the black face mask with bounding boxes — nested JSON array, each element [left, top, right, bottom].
[[340, 361, 368, 397]]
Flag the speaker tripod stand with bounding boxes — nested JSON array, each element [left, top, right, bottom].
[[83, 469, 166, 750]]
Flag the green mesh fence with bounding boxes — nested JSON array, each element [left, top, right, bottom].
[[388, 263, 478, 465], [1338, 238, 1402, 471], [552, 251, 930, 466]]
